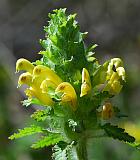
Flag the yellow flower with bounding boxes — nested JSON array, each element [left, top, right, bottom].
[[40, 78, 57, 93], [111, 58, 123, 68], [16, 58, 34, 73], [25, 87, 54, 106], [18, 72, 32, 87], [104, 58, 126, 95], [17, 69, 54, 106], [110, 80, 122, 94], [55, 82, 77, 111], [107, 58, 123, 80], [33, 65, 62, 86], [80, 68, 91, 97], [101, 102, 114, 120]]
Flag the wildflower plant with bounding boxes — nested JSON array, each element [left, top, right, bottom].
[[9, 8, 139, 160]]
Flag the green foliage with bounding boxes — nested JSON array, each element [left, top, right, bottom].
[[11, 8, 137, 160], [101, 123, 135, 143], [52, 141, 77, 160], [9, 125, 43, 140], [40, 8, 88, 82], [31, 107, 52, 122], [31, 134, 63, 149]]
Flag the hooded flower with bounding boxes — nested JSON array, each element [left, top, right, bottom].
[[32, 65, 62, 86], [16, 58, 34, 74], [104, 58, 126, 95], [55, 82, 77, 111]]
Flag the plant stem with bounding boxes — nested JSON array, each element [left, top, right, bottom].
[[76, 138, 88, 160]]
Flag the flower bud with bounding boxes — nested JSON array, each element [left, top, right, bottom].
[[102, 102, 114, 120]]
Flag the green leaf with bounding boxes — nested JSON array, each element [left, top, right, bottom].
[[9, 125, 43, 140], [52, 144, 67, 160], [31, 134, 63, 149], [31, 107, 52, 122], [86, 44, 98, 52], [52, 141, 77, 160], [127, 142, 140, 150], [101, 123, 135, 143]]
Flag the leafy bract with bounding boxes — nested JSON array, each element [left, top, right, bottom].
[[101, 123, 135, 143]]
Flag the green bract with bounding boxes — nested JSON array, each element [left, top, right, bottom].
[[9, 8, 138, 160]]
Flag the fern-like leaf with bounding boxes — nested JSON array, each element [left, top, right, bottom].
[[52, 144, 67, 160], [52, 141, 77, 160], [9, 125, 43, 140], [31, 107, 52, 122], [101, 123, 135, 143], [31, 134, 63, 149]]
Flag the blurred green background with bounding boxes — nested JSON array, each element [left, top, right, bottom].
[[0, 0, 140, 159]]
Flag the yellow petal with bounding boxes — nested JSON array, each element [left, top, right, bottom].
[[33, 65, 62, 86], [55, 82, 77, 111], [111, 58, 123, 68], [25, 87, 34, 98], [25, 87, 54, 106], [80, 68, 91, 97], [16, 58, 34, 73], [18, 72, 32, 87], [111, 80, 122, 94], [116, 67, 126, 81], [109, 72, 119, 83], [80, 82, 91, 97], [102, 102, 114, 120], [82, 68, 91, 84], [107, 58, 123, 80], [40, 78, 57, 93]]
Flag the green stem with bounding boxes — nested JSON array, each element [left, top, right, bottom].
[[76, 138, 88, 160]]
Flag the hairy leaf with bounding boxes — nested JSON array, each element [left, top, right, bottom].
[[31, 134, 63, 149], [9, 125, 43, 140], [52, 141, 77, 160], [101, 123, 135, 143], [31, 108, 52, 122]]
